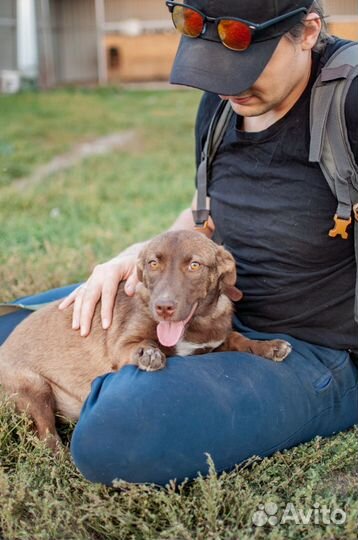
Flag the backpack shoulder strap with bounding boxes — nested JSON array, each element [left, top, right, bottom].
[[193, 100, 234, 229], [309, 41, 358, 325], [309, 42, 358, 232]]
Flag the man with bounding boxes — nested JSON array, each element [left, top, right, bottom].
[[2, 0, 358, 485]]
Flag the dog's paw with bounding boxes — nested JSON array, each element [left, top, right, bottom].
[[265, 340, 292, 362], [134, 346, 167, 372]]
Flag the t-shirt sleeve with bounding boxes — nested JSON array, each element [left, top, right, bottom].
[[345, 76, 358, 162], [194, 92, 222, 170]]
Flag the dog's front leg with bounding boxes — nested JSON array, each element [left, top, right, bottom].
[[118, 341, 167, 372], [219, 331, 292, 362]]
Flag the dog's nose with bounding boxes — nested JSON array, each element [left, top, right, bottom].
[[155, 300, 176, 318]]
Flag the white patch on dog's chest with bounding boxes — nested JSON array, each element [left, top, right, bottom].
[[175, 339, 224, 357]]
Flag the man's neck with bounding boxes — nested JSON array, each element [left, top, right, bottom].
[[243, 111, 285, 133], [243, 59, 312, 133]]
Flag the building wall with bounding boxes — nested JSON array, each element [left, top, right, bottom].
[[51, 0, 98, 83], [104, 0, 169, 22], [36, 0, 98, 86], [0, 0, 17, 71]]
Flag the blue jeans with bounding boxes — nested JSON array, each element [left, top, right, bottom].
[[1, 286, 358, 486]]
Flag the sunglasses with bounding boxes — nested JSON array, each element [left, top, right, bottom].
[[166, 1, 308, 51]]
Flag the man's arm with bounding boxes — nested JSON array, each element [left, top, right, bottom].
[[169, 191, 215, 238]]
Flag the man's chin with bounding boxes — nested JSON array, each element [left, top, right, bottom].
[[229, 100, 265, 117]]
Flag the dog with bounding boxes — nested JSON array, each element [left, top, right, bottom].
[[0, 230, 291, 449]]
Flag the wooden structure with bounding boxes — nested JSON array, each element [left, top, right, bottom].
[[102, 0, 179, 83], [105, 33, 180, 83], [324, 0, 358, 40]]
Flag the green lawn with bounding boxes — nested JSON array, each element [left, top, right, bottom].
[[0, 89, 357, 540], [0, 88, 199, 301]]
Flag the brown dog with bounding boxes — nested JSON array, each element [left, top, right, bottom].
[[0, 230, 291, 448]]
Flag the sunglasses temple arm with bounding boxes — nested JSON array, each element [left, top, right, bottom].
[[257, 7, 308, 31]]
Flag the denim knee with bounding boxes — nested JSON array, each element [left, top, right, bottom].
[[70, 357, 256, 486]]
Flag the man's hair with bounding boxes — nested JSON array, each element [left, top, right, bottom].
[[288, 0, 331, 52]]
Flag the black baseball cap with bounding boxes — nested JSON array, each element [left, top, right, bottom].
[[169, 0, 314, 95]]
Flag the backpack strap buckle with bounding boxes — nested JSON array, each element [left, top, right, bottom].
[[328, 214, 352, 239]]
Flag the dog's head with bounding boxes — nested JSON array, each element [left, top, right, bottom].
[[136, 230, 243, 347]]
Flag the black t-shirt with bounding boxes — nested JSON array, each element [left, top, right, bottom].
[[195, 38, 358, 350]]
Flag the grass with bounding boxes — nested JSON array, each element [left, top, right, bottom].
[[0, 88, 357, 540], [0, 88, 198, 301]]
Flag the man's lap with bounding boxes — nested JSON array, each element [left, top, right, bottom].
[[71, 341, 358, 485], [1, 286, 357, 486]]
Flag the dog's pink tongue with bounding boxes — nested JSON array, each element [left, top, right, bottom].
[[157, 321, 185, 347]]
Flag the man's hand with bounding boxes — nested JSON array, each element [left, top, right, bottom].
[[58, 244, 144, 337]]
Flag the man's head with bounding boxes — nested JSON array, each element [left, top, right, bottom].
[[168, 0, 326, 101]]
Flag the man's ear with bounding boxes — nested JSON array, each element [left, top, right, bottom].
[[216, 245, 243, 302], [301, 13, 322, 51]]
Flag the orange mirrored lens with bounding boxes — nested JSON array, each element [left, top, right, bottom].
[[218, 19, 252, 51], [172, 5, 204, 37]]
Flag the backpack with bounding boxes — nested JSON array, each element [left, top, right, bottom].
[[192, 42, 358, 327]]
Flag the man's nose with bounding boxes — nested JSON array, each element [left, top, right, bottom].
[[155, 299, 177, 318]]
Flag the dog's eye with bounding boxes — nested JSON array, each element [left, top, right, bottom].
[[189, 261, 201, 271], [148, 260, 159, 270]]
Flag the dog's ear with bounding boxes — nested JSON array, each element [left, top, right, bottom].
[[216, 245, 236, 286], [224, 285, 243, 302], [216, 246, 243, 302]]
